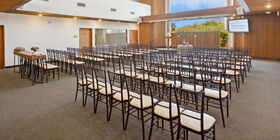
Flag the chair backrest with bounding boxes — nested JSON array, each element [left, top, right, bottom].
[[124, 75, 148, 108], [83, 66, 94, 87], [75, 64, 84, 85], [93, 68, 108, 94]]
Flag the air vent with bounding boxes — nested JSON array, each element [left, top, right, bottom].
[[77, 2, 86, 7], [130, 11, 135, 15], [110, 8, 117, 12]]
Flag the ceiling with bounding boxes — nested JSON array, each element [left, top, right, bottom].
[[0, 0, 30, 12], [245, 0, 280, 12]]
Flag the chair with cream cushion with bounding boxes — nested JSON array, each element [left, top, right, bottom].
[[108, 71, 131, 130], [176, 88, 216, 140], [93, 68, 113, 121], [148, 81, 181, 140], [83, 66, 96, 108], [202, 70, 229, 128], [124, 75, 156, 140], [74, 64, 88, 106]]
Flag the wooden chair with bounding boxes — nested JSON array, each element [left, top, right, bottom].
[[124, 75, 157, 140], [148, 81, 181, 140], [93, 68, 113, 121]]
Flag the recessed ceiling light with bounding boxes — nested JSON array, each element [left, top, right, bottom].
[[73, 17, 77, 20], [38, 14, 42, 17], [266, 11, 271, 14], [265, 4, 271, 8], [98, 19, 102, 22]]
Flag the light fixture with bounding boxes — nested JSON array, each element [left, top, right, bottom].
[[38, 14, 42, 17], [98, 19, 102, 22], [73, 17, 77, 20], [277, 11, 280, 16], [266, 11, 271, 14], [265, 4, 271, 9]]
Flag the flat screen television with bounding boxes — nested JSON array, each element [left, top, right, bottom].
[[228, 19, 250, 33]]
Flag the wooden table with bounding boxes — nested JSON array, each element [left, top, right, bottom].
[[14, 51, 44, 85]]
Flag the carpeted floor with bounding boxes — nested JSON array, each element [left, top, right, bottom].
[[0, 59, 280, 140]]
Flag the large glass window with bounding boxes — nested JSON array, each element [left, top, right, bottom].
[[171, 0, 226, 13], [95, 29, 127, 46]]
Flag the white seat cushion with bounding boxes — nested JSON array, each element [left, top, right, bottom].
[[180, 109, 216, 132], [149, 76, 165, 83], [226, 70, 240, 75], [130, 95, 158, 109], [154, 101, 183, 119], [182, 84, 203, 92], [165, 80, 181, 86], [113, 90, 138, 101], [212, 77, 231, 84], [205, 88, 228, 99], [78, 78, 92, 85], [98, 84, 118, 95], [44, 63, 59, 69]]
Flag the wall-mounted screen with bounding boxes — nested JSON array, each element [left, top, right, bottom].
[[228, 19, 250, 33]]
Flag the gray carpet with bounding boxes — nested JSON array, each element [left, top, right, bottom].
[[0, 60, 280, 140]]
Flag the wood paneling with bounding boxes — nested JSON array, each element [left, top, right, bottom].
[[172, 31, 220, 48], [139, 0, 152, 5], [141, 6, 237, 23], [0, 0, 30, 12], [245, 0, 280, 12], [129, 30, 139, 44], [139, 0, 168, 47], [79, 28, 92, 48], [139, 23, 152, 47], [0, 25, 4, 68], [234, 14, 280, 58]]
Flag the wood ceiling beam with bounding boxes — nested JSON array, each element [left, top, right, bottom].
[[141, 6, 238, 23], [0, 0, 31, 12]]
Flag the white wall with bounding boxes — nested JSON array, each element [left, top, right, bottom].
[[0, 13, 138, 66], [21, 0, 151, 21]]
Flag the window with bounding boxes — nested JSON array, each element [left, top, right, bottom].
[[95, 29, 127, 46]]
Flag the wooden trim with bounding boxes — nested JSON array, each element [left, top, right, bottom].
[[7, 0, 31, 12], [11, 10, 137, 23], [0, 25, 4, 68], [141, 6, 238, 23]]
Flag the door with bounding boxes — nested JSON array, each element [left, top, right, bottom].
[[129, 30, 138, 44], [79, 28, 93, 48], [0, 26, 4, 68]]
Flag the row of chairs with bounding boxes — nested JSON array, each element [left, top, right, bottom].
[[75, 64, 218, 140]]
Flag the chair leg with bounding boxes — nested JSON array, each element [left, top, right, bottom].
[[46, 70, 49, 83], [230, 83, 232, 99], [84, 89, 88, 107], [213, 125, 216, 140], [82, 86, 85, 107], [176, 125, 181, 140], [234, 76, 239, 93], [141, 110, 146, 140], [57, 69, 60, 80], [148, 114, 154, 140], [170, 119, 175, 140], [53, 69, 55, 78], [220, 100, 225, 127], [124, 103, 130, 130], [94, 93, 99, 113], [108, 96, 113, 121], [75, 84, 79, 101], [227, 97, 229, 117]]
